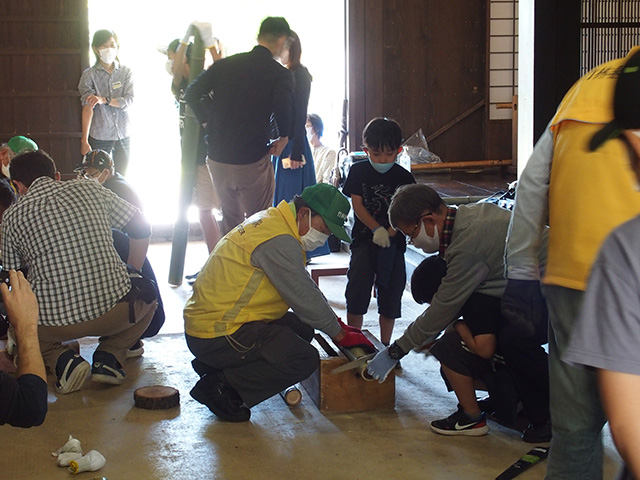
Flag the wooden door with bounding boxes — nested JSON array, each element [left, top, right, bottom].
[[348, 0, 492, 163], [0, 0, 88, 174]]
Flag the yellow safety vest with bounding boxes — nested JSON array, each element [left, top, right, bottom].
[[184, 201, 304, 338], [545, 46, 640, 290]]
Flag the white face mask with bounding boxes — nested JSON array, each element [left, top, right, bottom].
[[1, 163, 10, 179], [165, 58, 174, 75], [299, 213, 329, 251], [411, 220, 440, 253], [99, 47, 117, 65]]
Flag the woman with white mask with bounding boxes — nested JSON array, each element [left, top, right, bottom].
[[78, 30, 134, 175]]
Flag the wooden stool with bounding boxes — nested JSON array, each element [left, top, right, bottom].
[[300, 331, 395, 413], [309, 265, 349, 286], [308, 263, 376, 297]]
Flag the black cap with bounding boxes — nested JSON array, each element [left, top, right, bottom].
[[74, 149, 113, 172], [590, 49, 640, 151]]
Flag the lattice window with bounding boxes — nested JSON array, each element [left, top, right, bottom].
[[489, 0, 518, 120], [581, 0, 640, 75]]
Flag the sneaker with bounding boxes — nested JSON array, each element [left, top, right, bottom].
[[126, 340, 144, 359], [186, 271, 200, 286], [91, 350, 126, 385], [55, 350, 91, 394], [185, 271, 200, 280], [190, 372, 251, 422], [522, 419, 552, 443], [431, 408, 489, 436]]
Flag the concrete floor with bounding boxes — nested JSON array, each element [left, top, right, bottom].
[[1, 241, 624, 479]]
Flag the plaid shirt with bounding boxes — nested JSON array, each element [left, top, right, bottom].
[[1, 177, 137, 326], [78, 61, 134, 140], [439, 206, 457, 255]]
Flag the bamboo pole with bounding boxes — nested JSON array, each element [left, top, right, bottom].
[[168, 33, 205, 286]]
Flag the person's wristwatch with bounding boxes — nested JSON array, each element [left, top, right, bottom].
[[105, 96, 111, 105], [387, 342, 406, 360]]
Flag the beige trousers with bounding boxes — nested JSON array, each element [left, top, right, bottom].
[[38, 300, 157, 372]]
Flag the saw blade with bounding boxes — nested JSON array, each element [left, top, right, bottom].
[[331, 353, 376, 374]]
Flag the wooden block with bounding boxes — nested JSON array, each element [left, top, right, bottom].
[[300, 331, 395, 413]]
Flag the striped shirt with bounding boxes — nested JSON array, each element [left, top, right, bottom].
[[78, 61, 134, 140], [1, 177, 138, 326]]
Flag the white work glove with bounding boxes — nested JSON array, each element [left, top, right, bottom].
[[372, 226, 391, 248], [191, 21, 218, 49]]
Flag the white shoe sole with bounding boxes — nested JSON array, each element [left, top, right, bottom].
[[91, 364, 126, 385], [126, 345, 144, 359], [430, 423, 489, 436], [55, 360, 91, 394]]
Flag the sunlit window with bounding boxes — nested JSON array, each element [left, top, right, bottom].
[[88, 1, 345, 226]]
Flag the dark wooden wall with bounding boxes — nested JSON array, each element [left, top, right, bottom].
[[533, 0, 581, 143], [347, 0, 511, 163], [0, 0, 88, 174], [1, 1, 596, 171]]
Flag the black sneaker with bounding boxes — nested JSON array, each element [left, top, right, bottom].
[[431, 408, 489, 436], [522, 419, 552, 443], [91, 350, 126, 385], [55, 349, 91, 394], [126, 340, 144, 359], [185, 271, 200, 280], [190, 372, 251, 422]]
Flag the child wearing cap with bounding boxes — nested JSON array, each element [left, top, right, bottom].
[[341, 117, 416, 348]]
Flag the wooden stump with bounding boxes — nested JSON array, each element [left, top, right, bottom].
[[134, 385, 180, 410]]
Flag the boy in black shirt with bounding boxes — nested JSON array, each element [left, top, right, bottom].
[[342, 118, 416, 347]]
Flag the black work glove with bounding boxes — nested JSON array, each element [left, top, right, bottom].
[[501, 279, 548, 340]]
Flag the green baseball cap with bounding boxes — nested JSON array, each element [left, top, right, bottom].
[[7, 136, 38, 154], [301, 183, 351, 243]]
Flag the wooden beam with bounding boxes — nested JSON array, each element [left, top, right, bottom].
[[411, 159, 512, 171], [425, 100, 485, 143]]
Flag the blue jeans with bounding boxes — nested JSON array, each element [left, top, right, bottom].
[[543, 285, 606, 480], [89, 136, 130, 175]]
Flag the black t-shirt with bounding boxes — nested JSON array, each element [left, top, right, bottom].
[[0, 373, 47, 427], [459, 292, 503, 337], [104, 173, 142, 209], [342, 159, 416, 247]]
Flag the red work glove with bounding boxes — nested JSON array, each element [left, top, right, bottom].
[[337, 318, 361, 333], [336, 331, 376, 354]]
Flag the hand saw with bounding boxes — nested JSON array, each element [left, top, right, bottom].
[[331, 353, 376, 374]]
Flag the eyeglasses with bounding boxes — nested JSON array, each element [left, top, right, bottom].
[[406, 214, 431, 244]]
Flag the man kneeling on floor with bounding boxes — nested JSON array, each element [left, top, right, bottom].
[[184, 183, 375, 422], [1, 150, 157, 394], [367, 184, 550, 440]]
